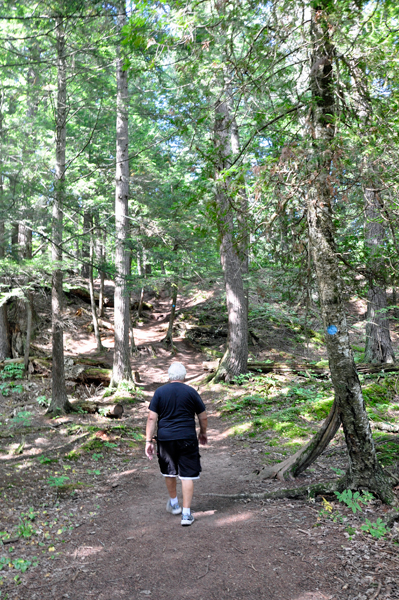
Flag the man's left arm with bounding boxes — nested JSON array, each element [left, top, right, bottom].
[[145, 410, 158, 460], [197, 410, 208, 446]]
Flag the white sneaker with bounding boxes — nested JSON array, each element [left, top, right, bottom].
[[166, 499, 182, 515], [181, 512, 194, 526]]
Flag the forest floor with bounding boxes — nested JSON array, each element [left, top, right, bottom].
[[0, 282, 399, 599]]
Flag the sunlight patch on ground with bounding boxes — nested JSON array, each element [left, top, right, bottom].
[[292, 593, 333, 599], [225, 422, 252, 436], [108, 468, 138, 482], [72, 545, 104, 558], [194, 510, 217, 519], [214, 512, 253, 527]]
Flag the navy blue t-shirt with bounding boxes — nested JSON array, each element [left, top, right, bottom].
[[149, 382, 206, 441]]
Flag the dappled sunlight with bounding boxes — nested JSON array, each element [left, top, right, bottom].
[[193, 509, 217, 519], [291, 593, 333, 600], [214, 512, 253, 526], [108, 468, 138, 482], [71, 545, 104, 559], [33, 437, 51, 447], [225, 422, 252, 436]]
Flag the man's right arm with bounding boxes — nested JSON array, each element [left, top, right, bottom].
[[197, 410, 208, 445]]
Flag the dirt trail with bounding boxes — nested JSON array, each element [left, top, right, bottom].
[[25, 392, 343, 600], [23, 303, 347, 600]]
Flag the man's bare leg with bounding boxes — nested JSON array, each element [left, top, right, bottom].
[[181, 479, 194, 509], [165, 476, 177, 499]]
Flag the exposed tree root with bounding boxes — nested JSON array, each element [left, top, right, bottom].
[[385, 509, 399, 528], [258, 398, 340, 481], [202, 479, 342, 501], [204, 470, 398, 504]]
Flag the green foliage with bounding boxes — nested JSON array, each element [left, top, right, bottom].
[[47, 476, 70, 488], [0, 555, 38, 573], [12, 412, 31, 426], [334, 490, 374, 514], [375, 438, 399, 465], [82, 438, 104, 452], [38, 455, 58, 465], [221, 394, 269, 416], [330, 467, 345, 476], [1, 364, 24, 381], [36, 396, 50, 407], [91, 453, 103, 461], [17, 519, 36, 539], [360, 518, 388, 539], [64, 450, 80, 461]]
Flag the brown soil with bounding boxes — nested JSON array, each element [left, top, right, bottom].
[[1, 289, 398, 600]]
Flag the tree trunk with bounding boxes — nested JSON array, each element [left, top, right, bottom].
[[137, 287, 144, 318], [137, 248, 143, 276], [111, 1, 133, 387], [48, 17, 72, 415], [364, 188, 395, 364], [11, 223, 19, 258], [18, 224, 32, 259], [0, 220, 10, 360], [23, 294, 33, 373], [95, 216, 105, 318], [213, 97, 248, 382], [163, 280, 178, 346], [259, 398, 341, 480], [0, 103, 10, 360], [81, 210, 91, 278], [130, 301, 137, 356], [89, 224, 103, 353], [306, 3, 392, 502]]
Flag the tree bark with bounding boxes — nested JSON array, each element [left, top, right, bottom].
[[163, 279, 178, 346], [111, 1, 133, 387], [89, 221, 103, 353], [95, 215, 105, 318], [18, 224, 32, 259], [23, 294, 33, 373], [0, 221, 10, 360], [48, 17, 72, 415], [0, 99, 10, 360], [81, 210, 91, 278], [305, 3, 392, 502], [213, 97, 248, 382], [364, 188, 395, 364]]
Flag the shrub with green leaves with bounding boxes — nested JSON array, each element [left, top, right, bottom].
[[360, 518, 388, 539], [47, 475, 70, 487], [334, 489, 374, 514]]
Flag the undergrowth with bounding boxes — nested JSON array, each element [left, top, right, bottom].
[[221, 371, 399, 466]]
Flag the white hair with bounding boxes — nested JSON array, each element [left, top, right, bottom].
[[168, 362, 186, 381]]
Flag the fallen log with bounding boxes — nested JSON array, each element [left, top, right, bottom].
[[71, 400, 123, 418], [77, 367, 111, 385], [74, 356, 110, 368], [247, 360, 399, 378], [99, 403, 124, 418]]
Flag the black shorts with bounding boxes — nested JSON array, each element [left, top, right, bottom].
[[157, 439, 202, 480]]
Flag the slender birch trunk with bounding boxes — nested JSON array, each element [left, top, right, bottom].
[[111, 1, 133, 386], [48, 16, 71, 414]]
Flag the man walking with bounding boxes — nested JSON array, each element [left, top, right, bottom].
[[145, 362, 208, 526]]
